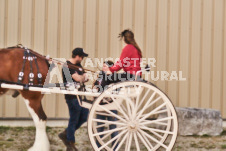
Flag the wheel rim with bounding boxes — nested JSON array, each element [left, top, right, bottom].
[[88, 81, 178, 151]]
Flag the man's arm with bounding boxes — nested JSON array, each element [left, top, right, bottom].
[[72, 73, 88, 83]]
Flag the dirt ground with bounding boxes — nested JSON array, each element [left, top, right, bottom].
[[0, 126, 226, 151]]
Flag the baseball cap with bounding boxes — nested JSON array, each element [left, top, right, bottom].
[[72, 48, 88, 57]]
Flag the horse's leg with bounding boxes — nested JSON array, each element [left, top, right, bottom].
[[23, 95, 50, 151]]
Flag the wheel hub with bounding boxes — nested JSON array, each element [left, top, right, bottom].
[[128, 121, 139, 132]]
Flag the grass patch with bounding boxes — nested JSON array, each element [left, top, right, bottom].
[[46, 126, 52, 132], [14, 127, 24, 132], [6, 138, 14, 141], [221, 130, 226, 136], [0, 126, 10, 134], [25, 127, 36, 131], [221, 144, 226, 149], [205, 144, 216, 149], [201, 134, 210, 138], [190, 143, 199, 148]]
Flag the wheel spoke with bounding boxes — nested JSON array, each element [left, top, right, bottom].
[[137, 89, 151, 111], [139, 102, 167, 122], [111, 131, 122, 149], [136, 92, 157, 119], [141, 116, 174, 125], [133, 85, 143, 119], [96, 123, 108, 129], [140, 125, 163, 139], [93, 119, 126, 126], [97, 104, 128, 123], [140, 126, 174, 135], [139, 128, 168, 149], [96, 111, 114, 117], [136, 130, 153, 150], [134, 132, 140, 151], [93, 126, 126, 137], [115, 131, 129, 151], [141, 119, 168, 126], [111, 96, 130, 121], [125, 96, 132, 119], [99, 129, 127, 150], [151, 109, 168, 115], [127, 132, 133, 150]]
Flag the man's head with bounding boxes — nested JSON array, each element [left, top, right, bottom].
[[72, 48, 88, 64]]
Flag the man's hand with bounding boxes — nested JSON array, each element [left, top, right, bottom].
[[83, 73, 89, 82]]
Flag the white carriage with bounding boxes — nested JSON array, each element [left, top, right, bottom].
[[0, 69, 178, 151]]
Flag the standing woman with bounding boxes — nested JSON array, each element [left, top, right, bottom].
[[103, 29, 142, 86]]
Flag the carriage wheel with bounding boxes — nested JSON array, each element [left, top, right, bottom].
[[88, 81, 178, 151]]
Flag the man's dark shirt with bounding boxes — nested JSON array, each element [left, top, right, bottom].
[[62, 61, 84, 100]]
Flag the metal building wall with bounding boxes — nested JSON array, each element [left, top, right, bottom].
[[0, 0, 225, 118]]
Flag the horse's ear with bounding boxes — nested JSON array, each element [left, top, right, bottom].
[[145, 64, 150, 72]]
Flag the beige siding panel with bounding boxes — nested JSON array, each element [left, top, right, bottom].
[[56, 94, 68, 118], [6, 0, 19, 46], [57, 0, 72, 117], [85, 0, 97, 58], [20, 0, 32, 47], [201, 0, 212, 109], [122, 0, 133, 30], [43, 0, 59, 117], [18, 96, 29, 117], [179, 0, 190, 107], [190, 0, 201, 108], [73, 0, 84, 48], [33, 0, 45, 54], [211, 0, 223, 111], [134, 0, 145, 52], [168, 0, 179, 106], [145, 0, 157, 82], [109, 0, 121, 59], [43, 95, 56, 118], [46, 0, 58, 58], [223, 1, 226, 118], [97, 0, 109, 59], [59, 0, 71, 59], [0, 0, 5, 117], [156, 0, 168, 92], [0, 0, 5, 47], [4, 0, 19, 117]]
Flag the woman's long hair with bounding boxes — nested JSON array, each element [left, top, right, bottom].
[[119, 29, 142, 58]]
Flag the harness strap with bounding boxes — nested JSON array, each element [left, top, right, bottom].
[[17, 50, 28, 83], [28, 50, 34, 85], [33, 53, 43, 85]]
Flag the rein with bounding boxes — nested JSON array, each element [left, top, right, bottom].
[[12, 44, 96, 73]]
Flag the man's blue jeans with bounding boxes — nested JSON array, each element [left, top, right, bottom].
[[96, 110, 118, 150], [66, 97, 89, 143]]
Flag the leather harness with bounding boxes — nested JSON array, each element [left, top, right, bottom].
[[17, 47, 43, 86]]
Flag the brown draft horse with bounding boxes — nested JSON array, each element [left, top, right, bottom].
[[0, 46, 51, 151]]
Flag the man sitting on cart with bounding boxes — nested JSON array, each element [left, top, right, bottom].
[[59, 48, 89, 151]]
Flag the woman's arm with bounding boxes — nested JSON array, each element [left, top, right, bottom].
[[109, 46, 129, 73]]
